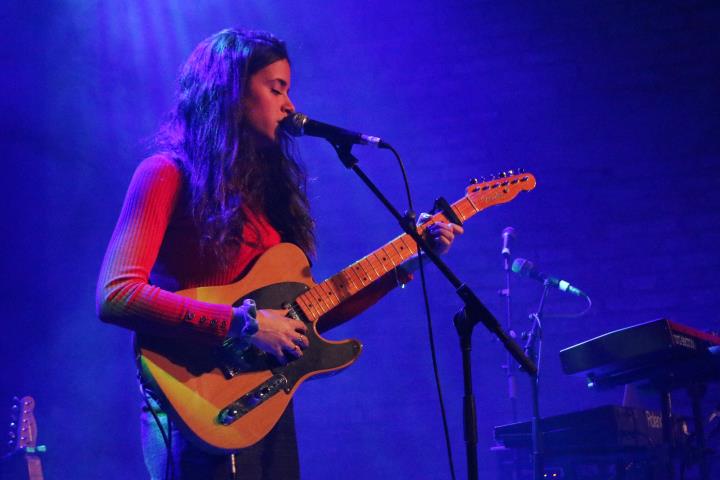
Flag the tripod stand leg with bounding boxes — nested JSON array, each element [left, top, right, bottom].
[[688, 384, 709, 480]]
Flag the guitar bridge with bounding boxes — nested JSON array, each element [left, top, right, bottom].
[[217, 374, 289, 425]]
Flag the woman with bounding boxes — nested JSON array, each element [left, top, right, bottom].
[[96, 28, 461, 479]]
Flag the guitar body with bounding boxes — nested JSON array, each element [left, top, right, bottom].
[[137, 243, 362, 453]]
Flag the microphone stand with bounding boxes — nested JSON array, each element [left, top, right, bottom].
[[502, 253, 519, 422], [524, 283, 550, 480], [501, 247, 520, 480], [329, 141, 538, 480]]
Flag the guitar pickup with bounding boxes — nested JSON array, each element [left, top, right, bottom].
[[217, 374, 289, 425]]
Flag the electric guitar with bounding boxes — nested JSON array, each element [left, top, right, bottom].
[[137, 171, 536, 453], [5, 396, 45, 480]]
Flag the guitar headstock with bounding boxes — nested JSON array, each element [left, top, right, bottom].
[[8, 396, 38, 454], [465, 170, 536, 208]]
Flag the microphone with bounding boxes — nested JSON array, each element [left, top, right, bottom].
[[511, 258, 587, 297], [281, 112, 390, 148], [501, 227, 515, 257]]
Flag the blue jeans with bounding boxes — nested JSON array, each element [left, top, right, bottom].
[[140, 396, 299, 480]]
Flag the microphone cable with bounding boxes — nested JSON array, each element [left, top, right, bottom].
[[543, 294, 593, 319], [385, 144, 457, 480], [139, 381, 175, 480]]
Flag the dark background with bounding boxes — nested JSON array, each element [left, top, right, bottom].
[[1, 1, 719, 478]]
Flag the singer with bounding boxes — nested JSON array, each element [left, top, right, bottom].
[[96, 28, 462, 479]]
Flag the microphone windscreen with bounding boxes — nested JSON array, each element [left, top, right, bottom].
[[280, 112, 307, 136], [511, 257, 533, 276]]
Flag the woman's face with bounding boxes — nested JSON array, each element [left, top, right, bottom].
[[243, 59, 295, 144]]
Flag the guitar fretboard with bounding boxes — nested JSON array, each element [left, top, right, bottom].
[[294, 172, 535, 322]]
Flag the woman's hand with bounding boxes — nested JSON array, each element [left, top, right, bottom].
[[423, 220, 464, 255], [394, 218, 464, 278], [249, 309, 309, 363]]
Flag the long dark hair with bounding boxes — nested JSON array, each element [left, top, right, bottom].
[[155, 28, 314, 264]]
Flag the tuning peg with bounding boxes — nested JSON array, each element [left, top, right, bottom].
[[468, 178, 478, 185], [498, 171, 507, 178], [506, 169, 514, 176], [517, 167, 525, 173]]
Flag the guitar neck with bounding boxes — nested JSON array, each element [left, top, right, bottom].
[[295, 228, 420, 322], [294, 173, 533, 322], [26, 454, 44, 480]]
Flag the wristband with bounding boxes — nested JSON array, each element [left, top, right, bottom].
[[227, 299, 258, 344], [239, 299, 259, 336]]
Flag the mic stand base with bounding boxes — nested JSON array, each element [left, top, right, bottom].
[[454, 308, 479, 480]]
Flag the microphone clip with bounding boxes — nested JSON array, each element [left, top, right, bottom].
[[330, 141, 360, 169]]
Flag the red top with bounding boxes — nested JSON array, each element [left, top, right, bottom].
[[96, 155, 281, 343]]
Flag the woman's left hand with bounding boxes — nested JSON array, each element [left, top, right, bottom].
[[424, 221, 464, 255]]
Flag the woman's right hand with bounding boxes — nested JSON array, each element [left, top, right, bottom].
[[249, 308, 309, 363]]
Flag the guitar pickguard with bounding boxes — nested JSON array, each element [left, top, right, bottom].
[[216, 281, 362, 424]]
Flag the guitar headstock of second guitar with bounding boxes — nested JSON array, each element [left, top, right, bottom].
[[7, 396, 41, 455]]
